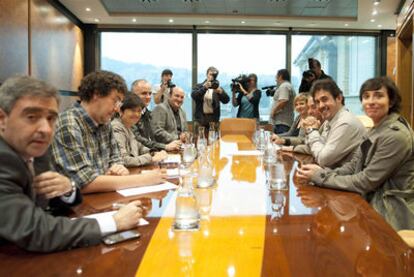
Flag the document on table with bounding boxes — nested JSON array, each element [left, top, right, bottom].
[[117, 182, 178, 197], [83, 211, 149, 226]]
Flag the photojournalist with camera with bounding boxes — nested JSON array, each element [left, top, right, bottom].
[[232, 73, 261, 119], [269, 69, 296, 134], [154, 69, 176, 104], [192, 66, 229, 132]]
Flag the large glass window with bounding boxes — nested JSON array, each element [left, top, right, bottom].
[[101, 32, 193, 119], [291, 35, 377, 115], [197, 33, 286, 121]]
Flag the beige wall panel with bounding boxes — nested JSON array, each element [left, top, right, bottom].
[[0, 0, 29, 82], [30, 0, 83, 91]]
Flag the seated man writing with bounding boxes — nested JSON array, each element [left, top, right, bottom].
[[0, 76, 143, 252], [51, 71, 166, 193]]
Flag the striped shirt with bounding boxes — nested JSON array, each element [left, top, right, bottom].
[[51, 102, 122, 189]]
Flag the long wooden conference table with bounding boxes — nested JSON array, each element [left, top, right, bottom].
[[0, 135, 413, 276]]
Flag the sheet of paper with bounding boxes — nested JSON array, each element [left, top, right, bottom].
[[232, 150, 263, 156], [83, 211, 149, 226], [117, 182, 177, 197]]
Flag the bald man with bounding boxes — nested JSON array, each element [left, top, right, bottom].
[[151, 86, 188, 144]]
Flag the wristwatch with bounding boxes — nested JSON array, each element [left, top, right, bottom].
[[64, 181, 77, 197], [306, 127, 318, 135]]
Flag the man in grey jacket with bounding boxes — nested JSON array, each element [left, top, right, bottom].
[[151, 86, 188, 144], [131, 79, 181, 151], [0, 76, 143, 252], [294, 79, 366, 168]]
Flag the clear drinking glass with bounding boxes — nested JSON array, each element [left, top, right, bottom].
[[182, 143, 197, 164], [197, 150, 214, 188], [269, 162, 287, 190]]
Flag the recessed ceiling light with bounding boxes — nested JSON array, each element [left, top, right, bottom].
[[168, 19, 174, 23], [373, 0, 380, 6], [344, 23, 349, 27], [241, 21, 246, 24], [377, 24, 382, 28], [370, 19, 375, 23], [204, 20, 210, 23], [132, 18, 137, 22], [372, 10, 378, 16], [94, 18, 100, 22], [85, 7, 91, 12]]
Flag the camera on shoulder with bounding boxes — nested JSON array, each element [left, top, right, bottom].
[[231, 74, 250, 91]]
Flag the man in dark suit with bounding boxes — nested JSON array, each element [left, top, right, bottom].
[[0, 76, 143, 252]]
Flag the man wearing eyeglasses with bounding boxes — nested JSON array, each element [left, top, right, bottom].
[[51, 71, 166, 194]]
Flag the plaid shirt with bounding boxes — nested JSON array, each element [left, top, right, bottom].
[[51, 102, 122, 189]]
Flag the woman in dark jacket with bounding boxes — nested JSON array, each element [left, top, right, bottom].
[[297, 77, 414, 231], [232, 73, 261, 120]]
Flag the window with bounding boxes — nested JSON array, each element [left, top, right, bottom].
[[197, 33, 286, 121], [291, 35, 378, 115], [101, 32, 193, 119]]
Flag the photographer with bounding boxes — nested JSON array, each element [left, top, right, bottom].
[[298, 70, 316, 93], [192, 66, 229, 132], [269, 69, 296, 134], [308, 58, 332, 81], [154, 69, 175, 104], [232, 73, 261, 119]]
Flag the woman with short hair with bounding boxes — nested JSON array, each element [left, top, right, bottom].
[[272, 93, 310, 146], [112, 93, 167, 167]]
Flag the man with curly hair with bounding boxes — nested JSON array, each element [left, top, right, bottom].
[[51, 71, 166, 193]]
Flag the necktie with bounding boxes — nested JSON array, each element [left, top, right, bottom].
[[26, 159, 49, 209], [26, 159, 36, 201]]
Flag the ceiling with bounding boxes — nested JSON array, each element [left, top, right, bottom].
[[58, 0, 400, 30]]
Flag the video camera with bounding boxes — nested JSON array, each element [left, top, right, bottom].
[[166, 80, 176, 89], [209, 70, 220, 89], [231, 74, 250, 91], [262, 85, 277, 97]]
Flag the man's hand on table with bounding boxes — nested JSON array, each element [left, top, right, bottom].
[[106, 164, 129, 176], [113, 200, 143, 231], [296, 164, 322, 181]]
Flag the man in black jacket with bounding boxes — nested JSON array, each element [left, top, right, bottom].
[[192, 66, 229, 133], [0, 76, 143, 252]]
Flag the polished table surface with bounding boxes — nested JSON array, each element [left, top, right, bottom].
[[1, 135, 413, 276]]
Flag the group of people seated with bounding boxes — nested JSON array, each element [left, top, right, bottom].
[[0, 60, 413, 253], [271, 76, 414, 232]]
